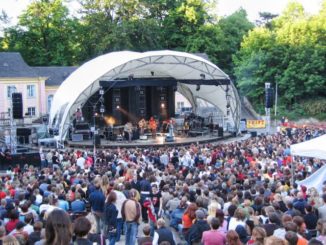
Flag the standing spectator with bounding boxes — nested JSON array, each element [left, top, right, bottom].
[[58, 194, 69, 212], [71, 192, 86, 213], [122, 189, 141, 245], [304, 205, 318, 237], [28, 222, 43, 245], [248, 227, 266, 245], [153, 218, 176, 245], [226, 230, 242, 245], [104, 191, 118, 245], [73, 217, 93, 245], [138, 224, 153, 245], [293, 192, 307, 215], [35, 209, 72, 245], [186, 209, 210, 244], [182, 203, 198, 234], [318, 194, 326, 220], [202, 218, 226, 245], [89, 178, 105, 234], [113, 187, 126, 242], [5, 211, 19, 234]]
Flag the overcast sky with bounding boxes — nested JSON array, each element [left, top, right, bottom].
[[0, 0, 323, 25]]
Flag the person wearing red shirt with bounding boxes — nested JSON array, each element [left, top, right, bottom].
[[5, 211, 20, 234]]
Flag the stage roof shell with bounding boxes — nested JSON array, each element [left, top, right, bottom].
[[49, 50, 241, 141]]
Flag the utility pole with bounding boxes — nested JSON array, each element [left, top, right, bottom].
[[274, 82, 278, 127], [265, 83, 271, 135]]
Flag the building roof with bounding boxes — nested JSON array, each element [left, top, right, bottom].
[[34, 66, 78, 86], [0, 52, 77, 86], [0, 52, 38, 77]]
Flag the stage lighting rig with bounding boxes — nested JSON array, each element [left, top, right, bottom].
[[200, 73, 205, 79]]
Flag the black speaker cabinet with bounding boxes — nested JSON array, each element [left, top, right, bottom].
[[12, 93, 23, 119]]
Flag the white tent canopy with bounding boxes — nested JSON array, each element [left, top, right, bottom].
[[292, 134, 326, 193], [49, 50, 241, 141], [291, 134, 326, 159]]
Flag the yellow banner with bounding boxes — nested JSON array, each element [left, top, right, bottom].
[[246, 120, 266, 129]]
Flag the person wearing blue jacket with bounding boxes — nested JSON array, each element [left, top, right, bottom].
[[89, 179, 105, 234], [105, 191, 118, 245]]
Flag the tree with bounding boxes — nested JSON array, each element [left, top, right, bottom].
[[2, 0, 80, 65], [234, 1, 326, 117]]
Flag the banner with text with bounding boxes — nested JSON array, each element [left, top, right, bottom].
[[246, 120, 266, 129]]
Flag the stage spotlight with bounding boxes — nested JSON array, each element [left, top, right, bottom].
[[100, 105, 105, 113], [200, 73, 205, 79], [99, 87, 104, 95], [116, 105, 120, 109], [196, 84, 200, 91], [151, 71, 154, 76], [161, 103, 165, 108]]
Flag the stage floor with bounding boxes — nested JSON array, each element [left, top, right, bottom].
[[67, 133, 232, 148]]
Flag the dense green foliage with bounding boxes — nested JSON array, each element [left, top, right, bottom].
[[234, 1, 326, 119], [0, 0, 325, 119], [0, 0, 253, 70]]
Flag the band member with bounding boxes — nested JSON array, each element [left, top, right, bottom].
[[167, 118, 175, 137], [124, 122, 133, 142], [75, 108, 82, 122], [149, 117, 157, 139], [138, 118, 147, 135], [184, 120, 190, 136]]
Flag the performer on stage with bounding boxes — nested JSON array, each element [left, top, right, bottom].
[[124, 122, 133, 142], [149, 117, 157, 139], [184, 120, 190, 136], [168, 118, 175, 137], [138, 118, 147, 136]]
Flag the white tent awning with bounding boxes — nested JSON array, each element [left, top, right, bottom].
[[290, 134, 326, 159]]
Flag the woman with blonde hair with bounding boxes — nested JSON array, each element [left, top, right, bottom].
[[249, 227, 266, 245], [101, 175, 110, 197], [228, 208, 246, 231], [207, 201, 221, 224], [1, 235, 20, 245], [264, 236, 287, 245]]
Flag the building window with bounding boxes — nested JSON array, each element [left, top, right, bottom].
[[27, 85, 36, 97], [177, 102, 184, 109], [7, 85, 16, 98], [47, 95, 54, 113], [27, 107, 36, 116]]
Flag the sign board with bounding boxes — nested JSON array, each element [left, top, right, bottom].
[[246, 120, 266, 129]]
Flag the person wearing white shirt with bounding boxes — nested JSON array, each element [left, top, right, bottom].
[[114, 189, 127, 242], [76, 156, 85, 170]]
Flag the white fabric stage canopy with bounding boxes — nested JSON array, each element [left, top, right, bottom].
[[49, 50, 241, 141], [291, 134, 326, 159], [292, 134, 326, 193]]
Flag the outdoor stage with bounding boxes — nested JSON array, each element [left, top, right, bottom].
[[67, 132, 232, 149]]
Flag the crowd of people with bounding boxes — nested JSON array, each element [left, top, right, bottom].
[[0, 125, 325, 245]]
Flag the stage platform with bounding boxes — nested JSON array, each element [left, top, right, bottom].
[[67, 133, 232, 149]]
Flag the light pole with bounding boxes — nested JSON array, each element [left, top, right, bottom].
[[93, 105, 97, 165], [265, 83, 271, 134]]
